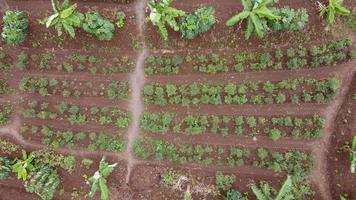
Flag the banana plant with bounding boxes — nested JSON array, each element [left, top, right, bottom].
[[88, 157, 117, 200], [250, 175, 293, 200], [318, 0, 350, 24], [46, 0, 84, 38], [226, 0, 281, 40], [148, 0, 186, 41], [11, 150, 35, 181]]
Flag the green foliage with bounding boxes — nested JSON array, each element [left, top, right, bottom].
[[0, 139, 19, 154], [224, 189, 245, 200], [0, 157, 11, 180], [178, 6, 216, 39], [148, 0, 186, 40], [161, 169, 179, 186], [12, 150, 35, 181], [31, 149, 76, 172], [46, 0, 84, 38], [88, 132, 126, 152], [269, 7, 309, 31], [82, 12, 115, 41], [115, 11, 126, 29], [319, 0, 350, 24], [1, 10, 29, 46], [250, 175, 293, 200], [24, 163, 60, 200], [0, 104, 12, 126], [88, 157, 117, 200], [226, 0, 281, 39], [216, 172, 236, 191]]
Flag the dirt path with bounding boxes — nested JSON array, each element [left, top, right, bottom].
[[125, 0, 147, 183]]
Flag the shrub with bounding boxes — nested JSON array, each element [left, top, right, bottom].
[[82, 11, 115, 41], [178, 6, 216, 39], [216, 172, 236, 191], [269, 7, 309, 31], [0, 157, 11, 180], [1, 10, 29, 46], [224, 189, 244, 200]]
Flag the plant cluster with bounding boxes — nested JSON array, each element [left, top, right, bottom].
[[19, 76, 129, 99], [215, 172, 236, 191], [178, 6, 216, 39], [1, 10, 29, 46], [134, 137, 313, 174], [20, 100, 130, 128], [269, 7, 309, 31], [25, 163, 60, 200], [145, 54, 183, 74], [250, 175, 293, 200], [0, 104, 12, 126], [31, 149, 76, 172], [141, 112, 324, 140], [143, 78, 339, 106], [0, 139, 19, 154], [0, 51, 12, 71], [0, 157, 11, 180], [82, 12, 115, 41], [318, 0, 350, 24], [17, 51, 29, 70]]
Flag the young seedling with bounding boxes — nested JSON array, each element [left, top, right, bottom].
[[11, 150, 35, 181]]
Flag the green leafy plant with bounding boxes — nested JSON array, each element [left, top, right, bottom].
[[12, 150, 35, 181], [24, 163, 60, 200], [0, 157, 11, 180], [88, 157, 117, 200], [318, 0, 350, 24], [46, 0, 84, 38], [216, 172, 236, 191], [224, 189, 245, 200], [178, 6, 216, 39], [1, 10, 29, 46], [250, 175, 293, 200], [116, 11, 126, 29], [226, 0, 281, 39], [269, 7, 309, 31], [82, 11, 115, 41], [148, 0, 186, 40]]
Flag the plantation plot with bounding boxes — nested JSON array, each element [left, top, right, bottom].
[[0, 0, 355, 200]]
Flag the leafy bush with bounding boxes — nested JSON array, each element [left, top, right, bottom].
[[31, 149, 76, 172], [46, 0, 84, 38], [269, 7, 309, 31], [12, 150, 35, 181], [1, 10, 29, 46], [216, 172, 236, 191], [0, 157, 11, 180], [82, 12, 115, 41], [178, 6, 216, 39], [25, 163, 60, 200], [224, 189, 244, 200]]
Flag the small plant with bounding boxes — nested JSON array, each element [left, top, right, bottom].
[[216, 172, 236, 191], [1, 10, 29, 46], [116, 11, 126, 29], [82, 11, 115, 41], [88, 157, 117, 200], [226, 0, 281, 39], [46, 0, 84, 38], [318, 0, 350, 24], [250, 175, 293, 200], [224, 189, 245, 200], [178, 6, 216, 39], [147, 0, 186, 40], [343, 136, 356, 173], [0, 157, 11, 180], [12, 150, 35, 181]]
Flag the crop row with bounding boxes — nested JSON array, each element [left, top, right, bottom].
[[144, 78, 339, 106], [20, 51, 135, 74], [19, 76, 129, 99], [140, 112, 325, 140], [134, 137, 313, 176], [0, 104, 12, 126], [20, 99, 130, 128], [144, 39, 355, 74], [20, 125, 126, 152]]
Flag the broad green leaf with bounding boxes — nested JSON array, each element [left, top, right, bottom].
[[63, 22, 75, 38], [60, 4, 77, 19], [251, 184, 268, 200], [46, 13, 59, 27], [245, 17, 254, 40], [250, 13, 264, 38], [327, 7, 335, 24], [51, 0, 60, 13], [255, 6, 281, 20], [88, 179, 99, 197], [241, 0, 253, 11], [226, 11, 250, 26], [99, 178, 109, 200], [335, 5, 350, 15], [275, 175, 293, 200]]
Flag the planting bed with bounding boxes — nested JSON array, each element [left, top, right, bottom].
[[0, 0, 355, 200]]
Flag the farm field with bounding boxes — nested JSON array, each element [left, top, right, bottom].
[[0, 0, 355, 200]]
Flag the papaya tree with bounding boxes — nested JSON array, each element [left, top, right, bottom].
[[318, 0, 350, 24], [250, 175, 293, 200], [88, 157, 117, 200], [46, 0, 83, 38], [147, 0, 186, 40], [226, 0, 281, 40]]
